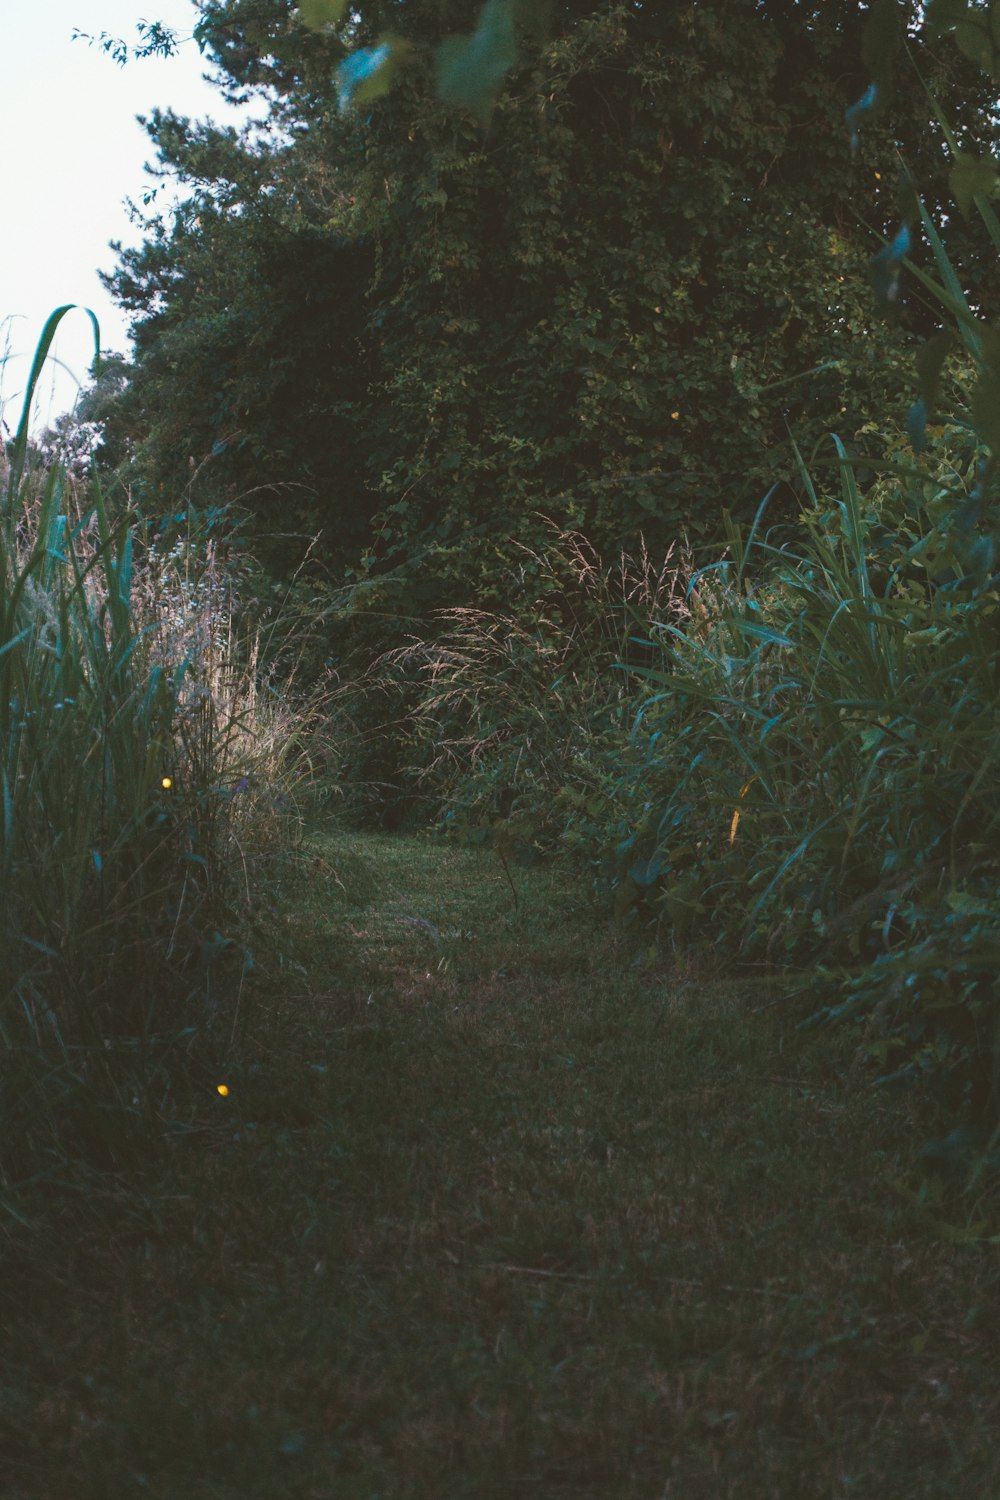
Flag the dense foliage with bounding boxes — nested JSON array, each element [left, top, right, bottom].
[[92, 1, 999, 598], [35, 0, 1000, 1179], [293, 0, 1000, 1149]]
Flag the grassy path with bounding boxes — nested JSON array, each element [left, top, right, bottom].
[[5, 824, 1000, 1498]]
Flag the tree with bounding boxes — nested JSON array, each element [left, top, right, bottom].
[[99, 104, 376, 572], [88, 1, 1000, 597]]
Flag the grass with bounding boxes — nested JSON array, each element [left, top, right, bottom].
[[6, 36, 1000, 1497], [330, 435, 1000, 1127], [5, 819, 1000, 1499], [1, 310, 338, 1202]]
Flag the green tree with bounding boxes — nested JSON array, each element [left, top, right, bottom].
[[97, 107, 375, 572], [91, 1, 1000, 596]]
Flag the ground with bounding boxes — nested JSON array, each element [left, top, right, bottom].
[[3, 822, 1000, 1498]]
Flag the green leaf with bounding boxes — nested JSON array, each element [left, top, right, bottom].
[[954, 17, 998, 75], [949, 152, 999, 217], [336, 36, 408, 112], [435, 0, 519, 126], [298, 0, 347, 30], [629, 852, 666, 887]]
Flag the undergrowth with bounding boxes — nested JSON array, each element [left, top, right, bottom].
[[322, 398, 1000, 1158], [0, 311, 334, 1213]]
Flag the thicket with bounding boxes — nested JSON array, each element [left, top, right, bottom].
[[292, 1, 1000, 1158], [31, 0, 1000, 1179], [91, 1, 998, 589]]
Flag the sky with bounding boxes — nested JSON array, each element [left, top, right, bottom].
[[1, 0, 261, 436]]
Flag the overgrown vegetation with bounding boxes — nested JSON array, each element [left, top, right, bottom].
[[5, 1, 1000, 1490], [0, 310, 329, 1204], [323, 408, 1000, 1146], [88, 0, 1000, 588], [294, 0, 1000, 1154]]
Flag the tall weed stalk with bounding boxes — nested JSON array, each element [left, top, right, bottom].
[[379, 524, 691, 857], [0, 313, 314, 1200]]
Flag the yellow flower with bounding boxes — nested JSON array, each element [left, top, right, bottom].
[[217, 1084, 230, 1097], [161, 776, 173, 790]]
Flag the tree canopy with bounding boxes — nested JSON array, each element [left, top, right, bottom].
[[87, 1, 1000, 596]]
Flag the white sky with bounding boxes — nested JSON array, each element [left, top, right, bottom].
[[1, 0, 261, 435]]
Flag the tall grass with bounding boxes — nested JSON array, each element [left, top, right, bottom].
[[603, 59, 1000, 1132], [334, 407, 1000, 1140], [0, 312, 322, 1201], [369, 523, 692, 855], [339, 65, 1000, 1142], [617, 418, 999, 953]]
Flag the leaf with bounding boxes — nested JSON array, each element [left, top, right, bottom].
[[629, 853, 666, 887], [336, 36, 407, 113], [435, 0, 519, 126], [909, 330, 955, 446], [298, 0, 347, 30], [736, 621, 794, 647], [955, 17, 998, 75], [925, 0, 970, 32], [845, 82, 879, 152], [870, 222, 911, 306], [846, 0, 903, 150], [949, 152, 999, 218], [906, 398, 929, 451]]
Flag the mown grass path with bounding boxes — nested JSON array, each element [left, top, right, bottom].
[[5, 824, 1000, 1498]]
